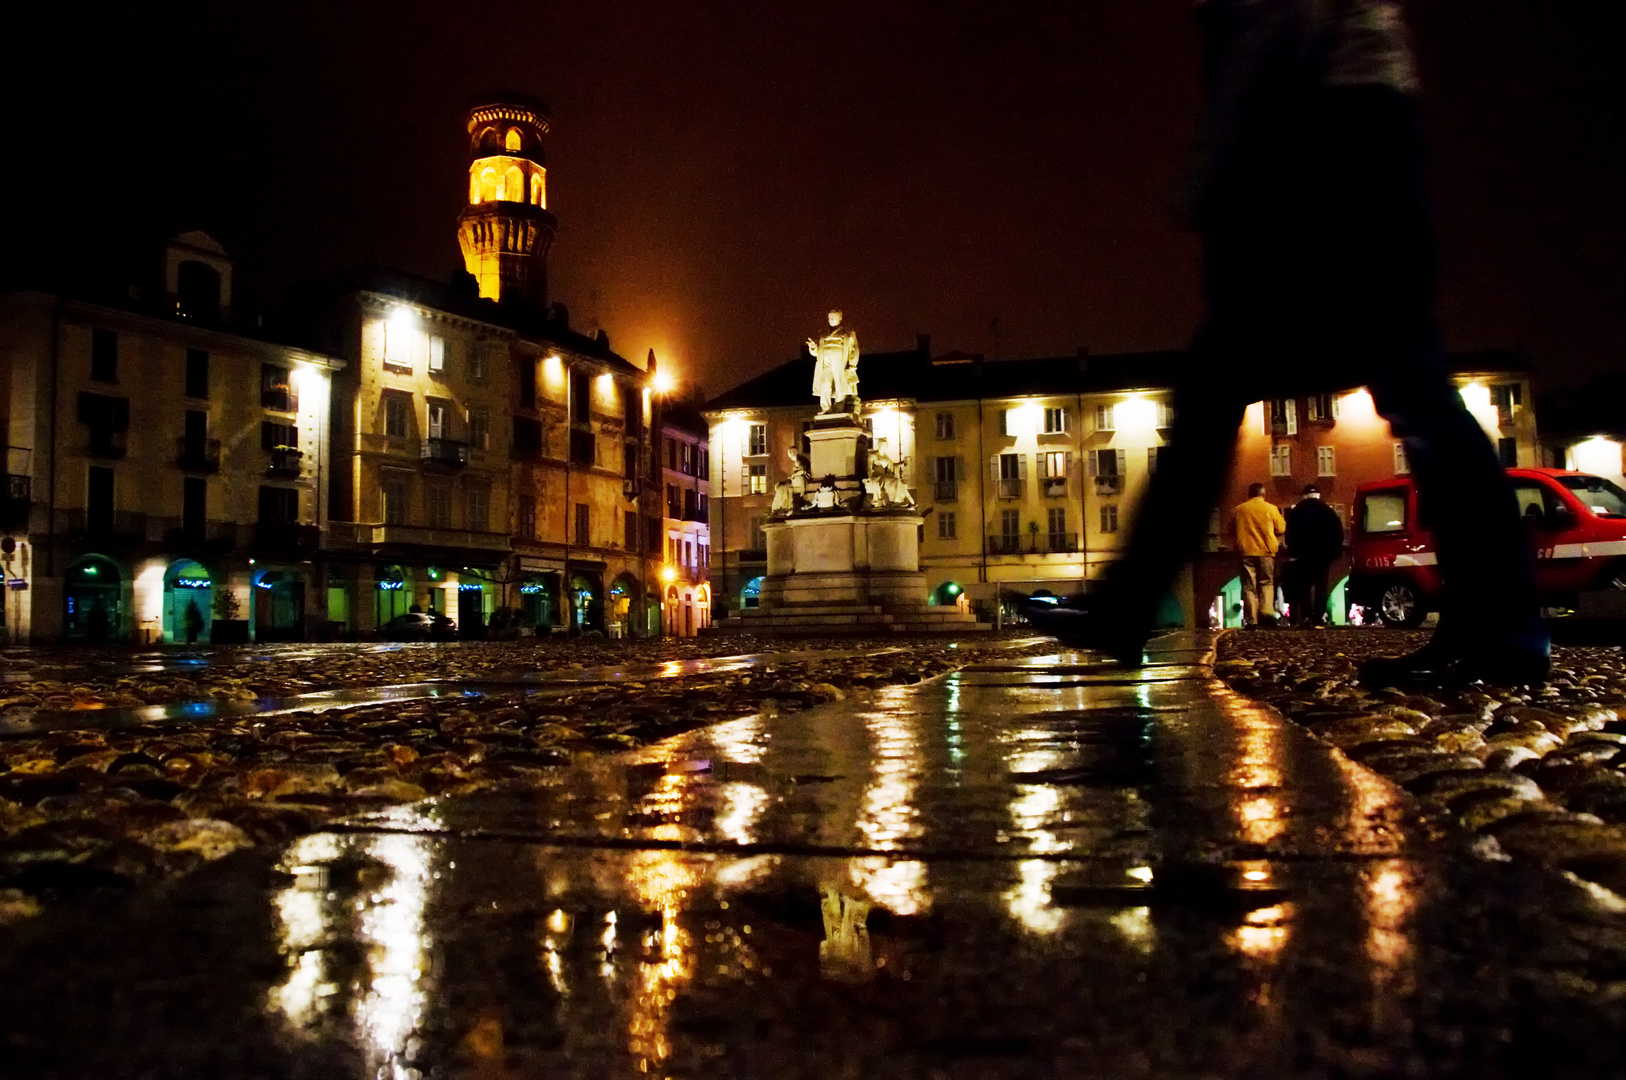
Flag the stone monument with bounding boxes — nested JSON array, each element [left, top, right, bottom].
[[739, 311, 986, 633]]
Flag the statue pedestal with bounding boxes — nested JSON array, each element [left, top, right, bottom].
[[806, 415, 866, 501]]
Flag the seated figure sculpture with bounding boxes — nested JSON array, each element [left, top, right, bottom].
[[865, 438, 915, 509], [770, 449, 811, 514]]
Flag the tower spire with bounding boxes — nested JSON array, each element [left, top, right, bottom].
[[457, 94, 558, 306]]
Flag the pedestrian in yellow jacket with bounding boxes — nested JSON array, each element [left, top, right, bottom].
[[1232, 483, 1286, 626]]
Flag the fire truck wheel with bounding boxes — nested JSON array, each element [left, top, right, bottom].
[[1378, 583, 1425, 628]]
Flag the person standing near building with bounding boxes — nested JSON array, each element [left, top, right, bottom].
[[1233, 484, 1286, 627], [1024, 0, 1547, 687], [1285, 484, 1344, 626]]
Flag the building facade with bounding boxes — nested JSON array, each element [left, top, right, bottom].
[[657, 399, 711, 635], [0, 233, 341, 644], [705, 345, 1539, 629]]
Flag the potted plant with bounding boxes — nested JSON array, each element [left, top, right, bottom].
[[211, 588, 250, 644]]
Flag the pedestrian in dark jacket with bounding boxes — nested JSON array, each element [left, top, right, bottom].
[[1025, 0, 1547, 688], [1286, 485, 1343, 626]]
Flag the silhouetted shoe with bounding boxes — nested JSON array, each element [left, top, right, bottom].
[[1019, 598, 1148, 666], [1359, 628, 1551, 690]]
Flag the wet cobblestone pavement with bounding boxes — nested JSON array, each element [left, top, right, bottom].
[[0, 637, 1050, 925], [3, 633, 1626, 1077], [1217, 628, 1626, 899]]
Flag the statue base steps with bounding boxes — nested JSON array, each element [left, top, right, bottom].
[[735, 601, 987, 635]]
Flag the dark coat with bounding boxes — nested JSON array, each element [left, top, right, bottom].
[[1286, 497, 1344, 564]]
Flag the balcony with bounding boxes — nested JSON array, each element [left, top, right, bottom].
[[1045, 532, 1080, 553], [934, 480, 958, 502], [1093, 474, 1123, 495], [988, 534, 1026, 556], [420, 437, 470, 468], [267, 446, 303, 478], [175, 437, 221, 473], [342, 522, 511, 553], [1042, 477, 1068, 498], [261, 385, 298, 413], [252, 522, 321, 555], [88, 430, 128, 459], [997, 478, 1023, 500], [62, 508, 147, 546]]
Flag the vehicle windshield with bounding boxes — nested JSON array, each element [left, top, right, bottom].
[[1558, 475, 1626, 518]]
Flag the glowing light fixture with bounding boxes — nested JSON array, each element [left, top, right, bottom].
[[1115, 396, 1159, 433], [652, 371, 676, 394], [661, 566, 677, 583]]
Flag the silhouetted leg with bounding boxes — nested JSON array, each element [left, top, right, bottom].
[[1095, 358, 1248, 636]]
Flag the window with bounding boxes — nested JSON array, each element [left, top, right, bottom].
[[1148, 445, 1167, 476], [504, 127, 523, 152], [999, 409, 1012, 437], [569, 428, 595, 465], [467, 408, 489, 451], [1306, 393, 1338, 422], [996, 452, 1025, 499], [261, 421, 297, 451], [569, 371, 590, 422], [668, 538, 677, 563], [681, 443, 695, 476], [261, 364, 295, 412], [667, 438, 678, 471], [701, 543, 710, 568], [185, 348, 209, 399], [747, 423, 767, 457], [1361, 489, 1407, 534], [1089, 448, 1126, 492], [1557, 474, 1626, 518], [428, 336, 445, 373], [512, 417, 542, 457], [91, 329, 117, 383], [1498, 437, 1518, 468], [383, 321, 414, 370], [697, 493, 709, 519], [1270, 444, 1292, 477], [574, 503, 590, 547], [1100, 504, 1120, 533], [518, 359, 537, 408], [1265, 398, 1297, 436], [1039, 451, 1070, 496], [937, 510, 957, 539], [470, 342, 489, 383], [1000, 508, 1020, 543], [700, 447, 710, 477], [427, 401, 450, 440], [466, 485, 489, 532], [1043, 407, 1066, 434], [1047, 507, 1068, 547], [1316, 446, 1336, 477], [1095, 403, 1116, 432], [380, 475, 408, 524], [749, 515, 766, 551], [667, 484, 681, 518], [683, 489, 698, 519], [747, 463, 767, 495], [384, 397, 409, 438], [426, 483, 451, 528], [934, 456, 958, 501], [1393, 441, 1410, 475], [258, 485, 298, 525], [1156, 401, 1175, 429], [1491, 383, 1521, 426], [625, 511, 640, 549], [936, 412, 954, 440], [518, 493, 537, 538], [684, 540, 694, 567]]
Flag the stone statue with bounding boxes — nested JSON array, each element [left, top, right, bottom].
[[865, 438, 915, 509], [808, 309, 860, 415], [770, 449, 810, 513]]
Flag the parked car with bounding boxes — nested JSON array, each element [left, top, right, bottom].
[[378, 612, 458, 641], [1349, 468, 1626, 626]]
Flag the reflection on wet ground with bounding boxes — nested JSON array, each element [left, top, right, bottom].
[[3, 633, 1626, 1077]]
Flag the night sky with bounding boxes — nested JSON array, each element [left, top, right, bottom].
[[5, 1, 1621, 395]]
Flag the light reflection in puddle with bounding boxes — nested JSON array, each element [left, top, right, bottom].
[[849, 691, 930, 915], [268, 817, 439, 1079]]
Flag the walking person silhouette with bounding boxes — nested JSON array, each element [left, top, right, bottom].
[[1029, 0, 1547, 688]]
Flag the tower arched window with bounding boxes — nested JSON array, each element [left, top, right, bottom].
[[504, 127, 523, 152], [530, 171, 545, 206], [469, 172, 481, 204], [479, 168, 498, 204], [478, 127, 498, 151], [503, 166, 523, 203]]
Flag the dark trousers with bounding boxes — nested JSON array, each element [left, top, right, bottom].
[[1287, 559, 1333, 626], [1102, 87, 1537, 642]]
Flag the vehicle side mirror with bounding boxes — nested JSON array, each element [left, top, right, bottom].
[[1549, 505, 1576, 527]]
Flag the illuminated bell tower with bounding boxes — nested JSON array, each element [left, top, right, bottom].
[[457, 94, 558, 305]]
